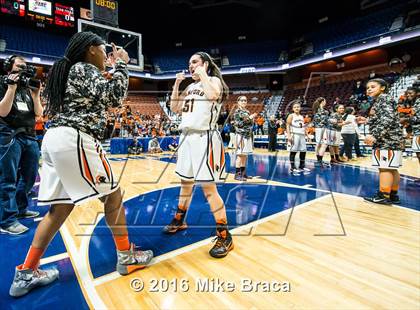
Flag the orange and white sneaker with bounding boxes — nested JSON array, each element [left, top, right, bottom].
[[116, 243, 153, 275]]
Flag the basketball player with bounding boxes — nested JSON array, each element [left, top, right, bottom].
[[163, 52, 233, 258], [9, 32, 153, 297], [233, 96, 256, 181], [326, 104, 345, 164], [364, 78, 403, 204], [286, 101, 310, 175], [408, 89, 420, 167], [312, 97, 330, 167]]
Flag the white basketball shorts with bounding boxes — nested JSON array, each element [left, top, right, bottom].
[[315, 127, 328, 145], [235, 134, 253, 155], [37, 127, 119, 206], [175, 130, 227, 182], [371, 149, 402, 170], [287, 133, 307, 152]]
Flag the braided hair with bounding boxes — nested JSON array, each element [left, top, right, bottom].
[[44, 31, 105, 116], [193, 52, 229, 102]]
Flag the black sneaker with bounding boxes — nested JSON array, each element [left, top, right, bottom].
[[162, 218, 187, 234], [389, 193, 401, 204], [209, 230, 234, 258], [364, 192, 392, 205]]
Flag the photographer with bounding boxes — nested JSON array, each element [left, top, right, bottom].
[[0, 55, 43, 235]]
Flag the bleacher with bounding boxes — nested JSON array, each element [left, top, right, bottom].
[[305, 4, 407, 54], [124, 95, 165, 117], [151, 40, 287, 73], [0, 24, 68, 60]]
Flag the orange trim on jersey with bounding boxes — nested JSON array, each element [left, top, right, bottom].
[[100, 153, 111, 179], [375, 149, 380, 161], [417, 136, 420, 145], [81, 151, 94, 184], [220, 145, 225, 168], [209, 141, 215, 173]]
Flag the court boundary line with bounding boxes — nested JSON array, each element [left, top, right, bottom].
[[40, 252, 69, 266], [91, 193, 333, 287]]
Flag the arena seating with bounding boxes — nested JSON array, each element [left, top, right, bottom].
[[279, 63, 405, 115], [305, 4, 407, 54], [0, 24, 68, 59], [124, 95, 165, 117]]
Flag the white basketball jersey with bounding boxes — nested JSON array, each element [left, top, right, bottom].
[[179, 81, 221, 131], [290, 114, 305, 134]]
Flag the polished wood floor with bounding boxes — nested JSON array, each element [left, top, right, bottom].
[[60, 150, 420, 309]]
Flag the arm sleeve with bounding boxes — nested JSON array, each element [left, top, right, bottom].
[[68, 60, 129, 108]]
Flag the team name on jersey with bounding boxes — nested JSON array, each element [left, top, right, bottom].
[[188, 89, 205, 97]]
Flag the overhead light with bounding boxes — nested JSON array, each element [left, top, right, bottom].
[[32, 57, 41, 62], [281, 63, 289, 69], [379, 36, 392, 44], [323, 51, 333, 59]]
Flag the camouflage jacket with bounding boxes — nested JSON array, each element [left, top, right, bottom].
[[328, 112, 343, 131], [312, 108, 329, 128], [49, 60, 129, 140], [411, 98, 420, 136], [233, 108, 253, 138], [367, 94, 403, 150]]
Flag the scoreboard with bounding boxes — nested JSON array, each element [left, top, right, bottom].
[[0, 0, 78, 28], [54, 2, 74, 27], [0, 0, 25, 16]]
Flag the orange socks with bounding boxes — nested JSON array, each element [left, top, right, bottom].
[[114, 235, 130, 251], [22, 246, 45, 270]]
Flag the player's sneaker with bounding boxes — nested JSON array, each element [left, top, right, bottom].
[[298, 167, 311, 174], [209, 230, 234, 258], [162, 217, 188, 234], [290, 168, 300, 176], [364, 192, 392, 205], [116, 243, 153, 275], [314, 161, 323, 167], [9, 266, 59, 297], [389, 193, 401, 204]]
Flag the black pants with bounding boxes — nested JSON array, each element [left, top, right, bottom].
[[340, 133, 356, 159], [268, 133, 277, 151], [354, 135, 362, 156]]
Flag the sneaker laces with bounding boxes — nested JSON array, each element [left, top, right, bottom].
[[33, 269, 47, 278], [212, 236, 225, 249]]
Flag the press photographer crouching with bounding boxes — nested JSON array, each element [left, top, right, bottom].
[[0, 55, 43, 235]]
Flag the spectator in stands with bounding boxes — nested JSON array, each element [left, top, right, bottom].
[[413, 75, 420, 89], [168, 135, 178, 152], [128, 136, 143, 155], [0, 55, 43, 235], [148, 135, 162, 153], [267, 115, 280, 152], [255, 114, 265, 135], [364, 78, 403, 205], [353, 80, 366, 100]]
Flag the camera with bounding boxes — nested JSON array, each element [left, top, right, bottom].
[[6, 64, 41, 89]]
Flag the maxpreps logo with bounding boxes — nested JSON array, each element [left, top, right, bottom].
[[95, 0, 116, 10], [33, 0, 47, 11]]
